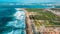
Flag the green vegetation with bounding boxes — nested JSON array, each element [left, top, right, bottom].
[[34, 20, 41, 29], [26, 9, 60, 26]]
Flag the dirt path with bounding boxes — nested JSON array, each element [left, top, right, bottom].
[[23, 9, 33, 34], [46, 9, 60, 16]]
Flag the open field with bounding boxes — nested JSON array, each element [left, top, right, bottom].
[[26, 9, 60, 26]]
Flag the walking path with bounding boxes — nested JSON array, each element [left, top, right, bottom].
[[46, 9, 60, 16], [23, 9, 33, 34]]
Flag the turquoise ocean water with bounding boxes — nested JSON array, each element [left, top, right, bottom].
[[0, 8, 26, 34]]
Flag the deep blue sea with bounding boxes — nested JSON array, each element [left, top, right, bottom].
[[0, 5, 59, 8], [0, 0, 60, 8]]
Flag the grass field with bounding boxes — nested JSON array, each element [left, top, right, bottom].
[[26, 9, 60, 26]]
